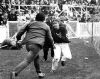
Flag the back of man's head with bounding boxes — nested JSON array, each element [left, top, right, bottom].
[[35, 12, 45, 22]]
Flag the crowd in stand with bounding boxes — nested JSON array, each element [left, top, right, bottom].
[[0, 0, 99, 25], [9, 0, 98, 5]]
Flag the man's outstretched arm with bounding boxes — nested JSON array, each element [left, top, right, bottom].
[[16, 23, 29, 41]]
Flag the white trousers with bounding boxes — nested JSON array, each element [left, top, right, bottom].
[[52, 43, 72, 70]]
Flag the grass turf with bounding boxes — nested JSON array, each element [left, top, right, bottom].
[[0, 38, 100, 79]]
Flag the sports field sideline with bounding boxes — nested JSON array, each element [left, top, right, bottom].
[[0, 38, 100, 79]]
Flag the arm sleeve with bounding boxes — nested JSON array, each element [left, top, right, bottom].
[[60, 26, 70, 43], [16, 23, 29, 41], [45, 25, 54, 47]]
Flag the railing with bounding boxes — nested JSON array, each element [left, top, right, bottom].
[[0, 21, 100, 43], [64, 21, 100, 39]]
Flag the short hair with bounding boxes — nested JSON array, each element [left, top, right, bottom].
[[35, 12, 45, 21]]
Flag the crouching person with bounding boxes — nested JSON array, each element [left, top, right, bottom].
[[51, 20, 72, 71], [10, 12, 54, 79], [1, 38, 22, 50]]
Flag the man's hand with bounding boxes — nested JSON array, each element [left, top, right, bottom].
[[16, 40, 22, 49], [11, 39, 17, 46]]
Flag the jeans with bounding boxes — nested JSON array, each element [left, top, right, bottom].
[[14, 43, 42, 75], [43, 45, 54, 60], [52, 43, 72, 70]]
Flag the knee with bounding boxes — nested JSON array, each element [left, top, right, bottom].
[[25, 58, 32, 64], [25, 52, 36, 64]]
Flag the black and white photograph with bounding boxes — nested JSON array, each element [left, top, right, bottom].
[[0, 0, 100, 79]]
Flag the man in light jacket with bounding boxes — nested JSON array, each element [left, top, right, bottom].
[[10, 12, 54, 79]]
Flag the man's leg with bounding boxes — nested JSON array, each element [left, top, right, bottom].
[[34, 55, 45, 78], [10, 44, 41, 79], [43, 46, 49, 61], [34, 55, 41, 73], [52, 44, 61, 71], [61, 43, 72, 66], [51, 46, 54, 57]]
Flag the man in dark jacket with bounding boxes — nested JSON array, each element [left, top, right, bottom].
[[43, 16, 55, 61], [51, 20, 72, 71], [0, 9, 3, 25], [8, 8, 17, 21], [10, 12, 54, 79]]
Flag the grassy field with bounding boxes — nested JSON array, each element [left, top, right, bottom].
[[0, 38, 100, 79]]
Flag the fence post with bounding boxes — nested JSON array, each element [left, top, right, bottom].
[[91, 21, 94, 44], [6, 21, 9, 39]]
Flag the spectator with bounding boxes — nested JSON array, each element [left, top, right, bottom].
[[2, 12, 8, 25], [8, 8, 17, 21], [79, 14, 86, 22], [17, 12, 26, 21], [90, 0, 97, 5], [0, 9, 4, 25]]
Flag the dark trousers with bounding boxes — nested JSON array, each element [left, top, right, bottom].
[[43, 45, 54, 60], [14, 43, 42, 75]]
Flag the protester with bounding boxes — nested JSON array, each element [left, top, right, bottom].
[[10, 12, 54, 79], [0, 9, 4, 25], [0, 38, 22, 50], [43, 16, 55, 61], [51, 19, 72, 71]]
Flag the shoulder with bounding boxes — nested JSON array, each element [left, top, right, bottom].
[[59, 24, 67, 32], [59, 22, 66, 26], [44, 23, 50, 29], [43, 22, 51, 30]]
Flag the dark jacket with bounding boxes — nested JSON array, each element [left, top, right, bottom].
[[52, 22, 70, 43], [0, 14, 3, 25], [8, 13, 17, 21], [16, 21, 54, 47]]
